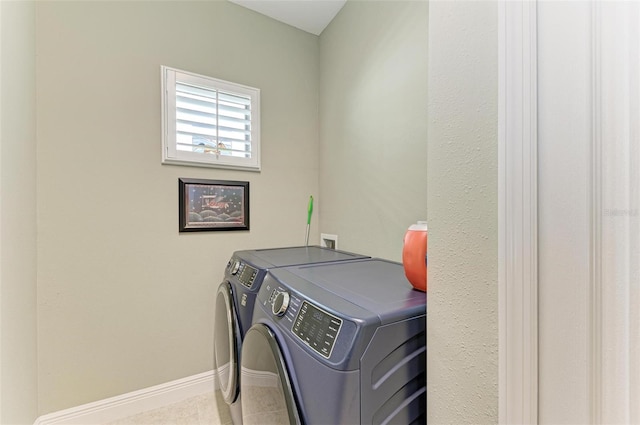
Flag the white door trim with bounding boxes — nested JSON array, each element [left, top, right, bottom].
[[498, 1, 539, 423], [589, 2, 603, 422], [588, 2, 640, 421]]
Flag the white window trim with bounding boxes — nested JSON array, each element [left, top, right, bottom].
[[498, 1, 539, 424], [161, 66, 261, 172]]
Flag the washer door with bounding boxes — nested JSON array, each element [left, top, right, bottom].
[[240, 324, 302, 425], [214, 282, 240, 405]]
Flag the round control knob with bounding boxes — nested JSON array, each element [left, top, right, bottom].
[[230, 261, 241, 275], [272, 291, 290, 317]]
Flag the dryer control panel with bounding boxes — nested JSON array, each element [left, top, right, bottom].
[[257, 274, 365, 367], [263, 285, 343, 359], [292, 301, 342, 358]]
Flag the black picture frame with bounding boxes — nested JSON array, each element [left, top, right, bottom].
[[179, 178, 250, 232]]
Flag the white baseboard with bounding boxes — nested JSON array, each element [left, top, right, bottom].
[[34, 370, 215, 425]]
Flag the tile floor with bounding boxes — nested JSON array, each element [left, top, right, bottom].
[[241, 386, 287, 425], [105, 386, 287, 424], [106, 392, 227, 425]]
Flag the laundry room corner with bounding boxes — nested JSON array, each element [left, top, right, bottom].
[[9, 0, 436, 421], [0, 1, 39, 424], [318, 0, 428, 261]]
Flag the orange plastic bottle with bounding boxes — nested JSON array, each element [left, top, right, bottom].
[[402, 221, 428, 292]]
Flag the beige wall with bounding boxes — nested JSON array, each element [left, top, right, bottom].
[[36, 1, 319, 414], [427, 1, 498, 424], [318, 0, 428, 262], [0, 1, 39, 423]]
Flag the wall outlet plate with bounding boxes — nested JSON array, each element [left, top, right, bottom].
[[320, 233, 338, 249]]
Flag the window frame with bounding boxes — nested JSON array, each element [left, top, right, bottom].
[[161, 66, 261, 171]]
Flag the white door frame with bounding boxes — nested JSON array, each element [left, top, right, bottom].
[[498, 1, 538, 423], [500, 2, 640, 423]]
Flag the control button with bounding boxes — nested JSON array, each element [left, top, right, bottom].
[[230, 261, 241, 275], [272, 291, 290, 317]]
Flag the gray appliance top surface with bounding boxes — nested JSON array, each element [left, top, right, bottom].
[[270, 258, 425, 325], [235, 246, 368, 269]]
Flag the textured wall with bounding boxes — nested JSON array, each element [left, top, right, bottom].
[[36, 1, 319, 414], [426, 1, 498, 423], [0, 1, 38, 423], [318, 0, 428, 262]]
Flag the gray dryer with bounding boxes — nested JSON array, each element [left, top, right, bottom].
[[241, 258, 426, 425]]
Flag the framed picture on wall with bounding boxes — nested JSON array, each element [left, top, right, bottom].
[[178, 178, 250, 232]]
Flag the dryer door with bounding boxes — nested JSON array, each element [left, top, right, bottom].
[[240, 324, 302, 425], [214, 282, 240, 404]]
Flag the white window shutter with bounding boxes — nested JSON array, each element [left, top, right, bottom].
[[162, 66, 260, 171]]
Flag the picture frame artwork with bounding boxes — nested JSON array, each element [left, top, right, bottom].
[[179, 178, 249, 232]]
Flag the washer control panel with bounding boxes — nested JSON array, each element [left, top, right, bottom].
[[228, 259, 258, 288], [292, 301, 342, 358]]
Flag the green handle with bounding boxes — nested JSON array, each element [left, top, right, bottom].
[[307, 196, 314, 225]]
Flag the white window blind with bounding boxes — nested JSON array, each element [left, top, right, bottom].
[[162, 66, 261, 171]]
